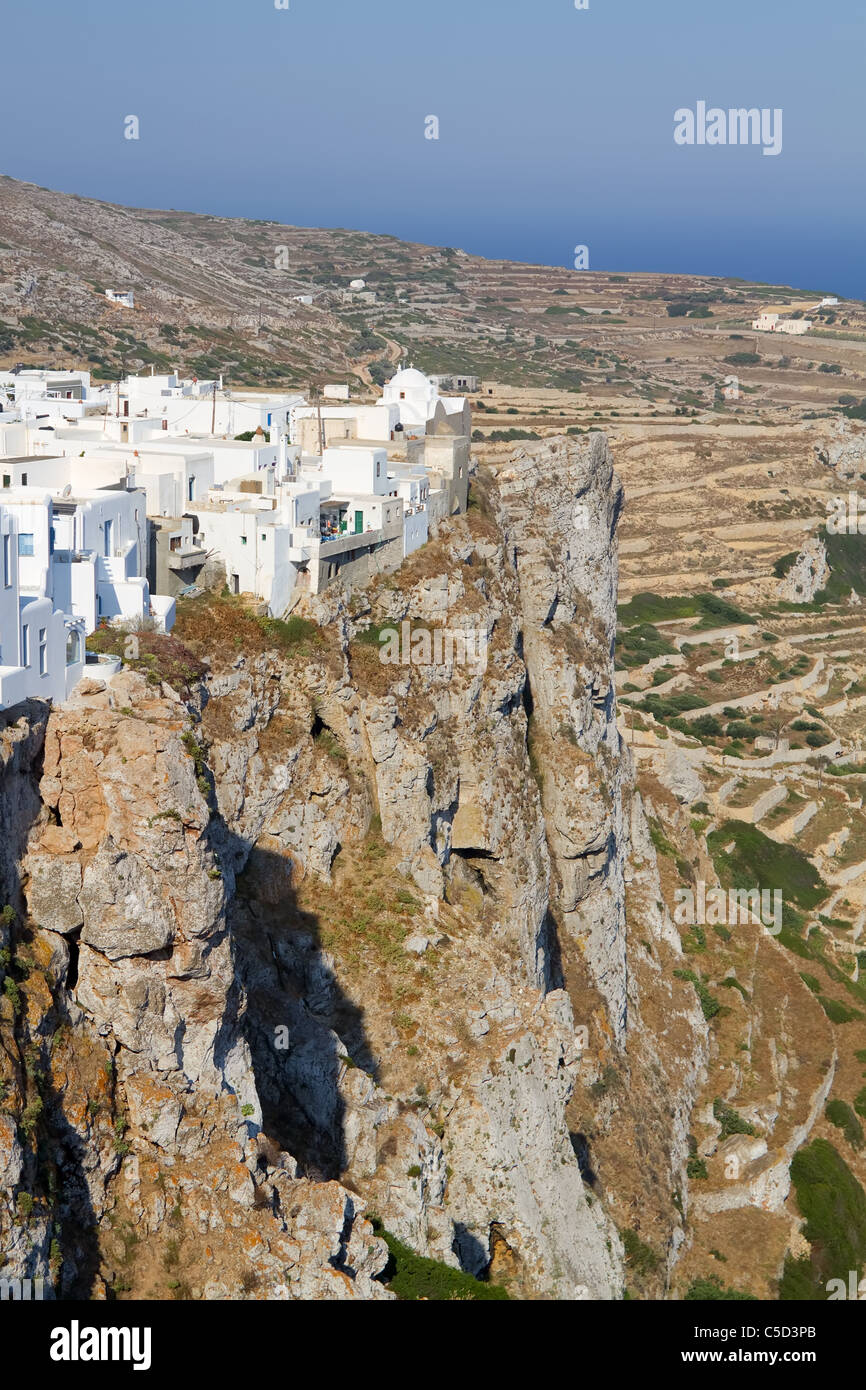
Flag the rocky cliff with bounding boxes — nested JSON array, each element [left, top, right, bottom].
[[0, 434, 708, 1301]]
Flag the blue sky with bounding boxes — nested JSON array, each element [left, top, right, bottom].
[[2, 0, 864, 295]]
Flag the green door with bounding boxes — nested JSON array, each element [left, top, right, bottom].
[[354, 510, 363, 534]]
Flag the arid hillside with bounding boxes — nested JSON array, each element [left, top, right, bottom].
[[2, 173, 865, 407]]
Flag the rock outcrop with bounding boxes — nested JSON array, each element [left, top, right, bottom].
[[777, 535, 829, 604], [0, 434, 708, 1301]]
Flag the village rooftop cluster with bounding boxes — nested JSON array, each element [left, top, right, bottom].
[[0, 364, 471, 708]]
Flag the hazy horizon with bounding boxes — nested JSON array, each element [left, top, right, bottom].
[[1, 0, 863, 297]]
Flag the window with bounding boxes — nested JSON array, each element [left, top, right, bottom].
[[3, 534, 10, 588], [66, 630, 81, 667], [241, 535, 247, 545], [2, 476, 9, 488], [20, 473, 27, 486], [18, 533, 34, 557], [21, 625, 29, 667], [188, 476, 195, 502], [376, 461, 381, 478], [38, 628, 47, 676], [261, 533, 267, 542]]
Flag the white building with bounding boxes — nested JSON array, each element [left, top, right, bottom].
[[105, 290, 135, 308], [0, 363, 468, 623], [291, 368, 470, 450], [0, 451, 176, 710], [389, 466, 430, 556], [0, 482, 171, 635], [751, 312, 813, 335], [318, 446, 393, 499], [775, 318, 813, 336], [291, 401, 400, 450], [0, 368, 94, 406], [0, 503, 76, 709], [117, 374, 304, 442], [382, 367, 470, 438]]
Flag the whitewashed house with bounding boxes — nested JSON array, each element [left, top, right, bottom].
[[389, 465, 430, 556], [0, 504, 75, 709], [118, 375, 303, 441]]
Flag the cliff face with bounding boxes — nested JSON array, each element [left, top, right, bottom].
[[0, 435, 707, 1301]]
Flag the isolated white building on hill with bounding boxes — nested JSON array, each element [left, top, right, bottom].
[[752, 312, 813, 335]]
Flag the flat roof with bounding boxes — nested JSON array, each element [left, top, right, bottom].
[[0, 455, 63, 466]]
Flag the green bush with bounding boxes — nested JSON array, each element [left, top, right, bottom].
[[621, 1227, 660, 1279], [373, 1224, 509, 1300], [779, 1139, 866, 1299], [723, 352, 760, 367], [707, 822, 825, 917], [685, 1276, 756, 1301], [675, 969, 722, 1021], [618, 592, 755, 629], [819, 996, 863, 1024], [825, 1100, 864, 1149], [713, 1098, 756, 1139]]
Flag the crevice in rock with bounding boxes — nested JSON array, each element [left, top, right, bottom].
[[542, 908, 565, 992], [570, 1131, 598, 1188], [66, 930, 80, 992], [452, 1220, 490, 1276]]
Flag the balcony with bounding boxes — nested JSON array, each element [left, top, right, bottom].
[[166, 544, 207, 572]]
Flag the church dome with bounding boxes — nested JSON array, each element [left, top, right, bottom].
[[386, 367, 431, 391]]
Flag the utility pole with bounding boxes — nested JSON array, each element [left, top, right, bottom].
[[310, 380, 325, 455]]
